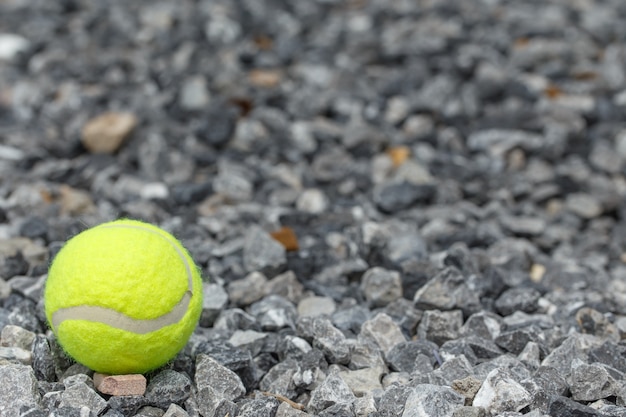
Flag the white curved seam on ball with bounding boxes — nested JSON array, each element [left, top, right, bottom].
[[51, 223, 195, 334], [51, 292, 193, 334]]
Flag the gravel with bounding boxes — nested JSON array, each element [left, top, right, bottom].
[[2, 0, 626, 416]]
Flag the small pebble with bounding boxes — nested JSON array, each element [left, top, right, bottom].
[[94, 373, 147, 396], [0, 324, 36, 350], [81, 112, 138, 154], [0, 33, 30, 61], [297, 296, 336, 318]]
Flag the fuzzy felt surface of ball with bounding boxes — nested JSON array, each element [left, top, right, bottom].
[[44, 219, 203, 375]]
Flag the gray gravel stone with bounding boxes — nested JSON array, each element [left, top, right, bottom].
[[495, 326, 547, 355], [0, 33, 30, 61], [377, 384, 414, 416], [213, 308, 259, 332], [134, 406, 166, 417], [494, 288, 541, 316], [518, 341, 542, 370], [413, 267, 481, 317], [195, 354, 246, 417], [0, 279, 11, 301], [228, 330, 267, 357], [549, 395, 604, 417], [522, 366, 569, 412], [569, 360, 618, 402], [0, 346, 31, 364], [385, 96, 410, 125], [360, 267, 403, 308], [228, 272, 268, 307], [417, 309, 464, 346], [60, 381, 107, 416], [460, 312, 503, 341], [296, 189, 329, 214], [178, 75, 210, 111], [281, 335, 313, 361], [275, 402, 310, 417], [308, 373, 356, 414], [243, 227, 287, 276], [236, 396, 280, 417], [62, 373, 92, 389], [145, 370, 192, 410], [402, 384, 465, 417], [259, 358, 298, 399], [194, 105, 237, 148], [213, 160, 254, 203], [442, 337, 500, 364], [385, 229, 429, 266], [354, 394, 377, 416], [297, 296, 337, 318], [385, 340, 440, 373], [467, 129, 545, 156], [473, 368, 532, 415], [451, 407, 487, 417], [317, 402, 355, 416], [360, 313, 406, 356], [541, 334, 602, 378], [0, 364, 40, 417], [565, 193, 603, 219], [0, 324, 35, 350], [338, 366, 385, 397], [213, 399, 239, 417], [576, 307, 620, 342], [162, 404, 189, 417], [249, 295, 297, 331], [32, 336, 58, 383], [588, 341, 626, 374], [374, 181, 435, 214], [311, 148, 354, 183], [500, 216, 546, 237], [424, 355, 475, 387], [1, 251, 29, 281], [47, 406, 84, 417], [474, 354, 532, 383], [108, 396, 150, 416], [263, 271, 304, 304], [311, 317, 351, 365], [200, 283, 229, 327], [347, 338, 384, 371], [332, 305, 370, 335], [380, 298, 422, 339], [41, 390, 62, 413], [590, 142, 623, 174]]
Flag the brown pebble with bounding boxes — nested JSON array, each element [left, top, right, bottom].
[[248, 69, 282, 88], [451, 376, 482, 405], [544, 84, 563, 99], [81, 111, 138, 154], [270, 226, 299, 251], [59, 184, 96, 215], [94, 373, 147, 396], [386, 146, 410, 168]]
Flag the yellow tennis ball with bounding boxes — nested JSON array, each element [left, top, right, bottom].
[[44, 219, 204, 375]]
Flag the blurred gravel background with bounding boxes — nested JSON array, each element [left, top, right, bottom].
[[2, 0, 626, 416]]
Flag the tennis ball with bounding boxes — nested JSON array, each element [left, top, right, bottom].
[[44, 219, 203, 375]]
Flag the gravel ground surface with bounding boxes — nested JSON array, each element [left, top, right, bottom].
[[2, 0, 626, 416]]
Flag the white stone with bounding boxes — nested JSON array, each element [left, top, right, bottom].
[[473, 368, 532, 414], [0, 33, 29, 61], [296, 188, 328, 214]]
